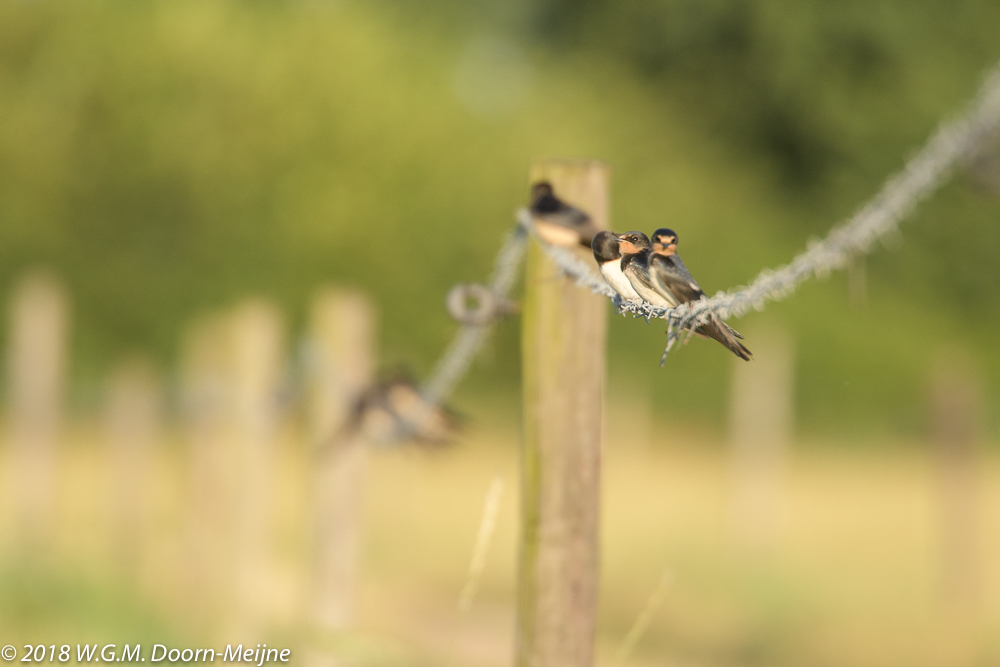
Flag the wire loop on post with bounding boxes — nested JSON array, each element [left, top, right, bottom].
[[446, 283, 516, 326]]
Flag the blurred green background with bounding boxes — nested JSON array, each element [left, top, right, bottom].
[[2, 0, 999, 437], [3, 3, 1000, 667]]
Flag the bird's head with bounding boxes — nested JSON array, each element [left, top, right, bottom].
[[530, 181, 554, 201], [651, 228, 678, 256], [591, 230, 621, 262], [615, 231, 651, 256]]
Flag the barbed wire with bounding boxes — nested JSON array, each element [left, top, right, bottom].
[[527, 60, 1000, 361], [378, 58, 1000, 442]]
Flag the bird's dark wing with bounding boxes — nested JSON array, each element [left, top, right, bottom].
[[623, 252, 678, 307], [622, 253, 655, 291], [649, 253, 705, 304], [650, 254, 752, 360]]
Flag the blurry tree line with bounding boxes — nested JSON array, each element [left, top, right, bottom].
[[0, 0, 998, 437]]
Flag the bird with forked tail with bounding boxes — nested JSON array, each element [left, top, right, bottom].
[[613, 229, 752, 361], [646, 228, 752, 361]]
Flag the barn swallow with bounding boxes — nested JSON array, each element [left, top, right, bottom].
[[616, 231, 677, 309], [529, 181, 601, 248], [343, 370, 459, 446], [592, 231, 642, 302], [648, 228, 752, 361]]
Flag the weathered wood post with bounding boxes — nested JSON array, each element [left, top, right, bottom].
[[229, 299, 286, 632], [104, 356, 162, 570], [728, 325, 793, 555], [5, 273, 68, 548], [929, 351, 982, 611], [308, 289, 376, 631], [517, 160, 609, 667]]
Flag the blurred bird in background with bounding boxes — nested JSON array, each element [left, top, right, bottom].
[[345, 370, 460, 446], [529, 181, 601, 248]]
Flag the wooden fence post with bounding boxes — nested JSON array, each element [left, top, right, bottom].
[[517, 160, 609, 667], [5, 273, 68, 548], [180, 314, 233, 617], [104, 356, 162, 571], [929, 352, 982, 612], [728, 325, 794, 555], [229, 299, 286, 632], [308, 289, 376, 632]]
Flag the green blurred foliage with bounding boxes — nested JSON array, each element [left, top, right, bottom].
[[0, 561, 175, 647], [0, 0, 998, 437]]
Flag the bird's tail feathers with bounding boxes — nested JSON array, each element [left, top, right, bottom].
[[722, 321, 744, 340], [699, 317, 753, 361]]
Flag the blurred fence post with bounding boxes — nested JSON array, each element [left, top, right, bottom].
[[229, 299, 286, 632], [180, 314, 234, 617], [308, 289, 375, 632], [5, 273, 68, 549], [929, 352, 982, 612], [517, 160, 608, 667], [728, 325, 793, 556], [104, 356, 162, 571]]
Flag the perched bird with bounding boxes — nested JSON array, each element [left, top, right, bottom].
[[616, 231, 676, 308], [343, 370, 460, 446], [529, 181, 601, 248], [591, 231, 642, 302], [648, 228, 752, 361]]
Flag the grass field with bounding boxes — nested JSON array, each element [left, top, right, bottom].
[[2, 399, 998, 667]]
